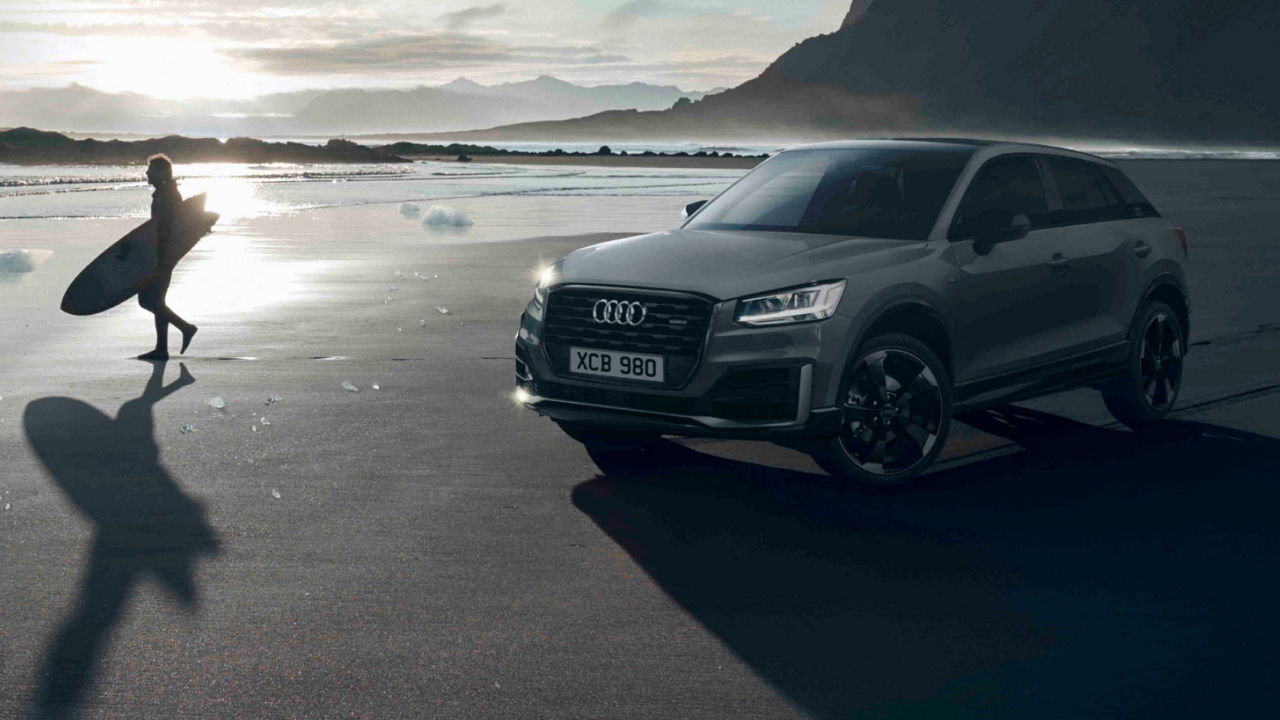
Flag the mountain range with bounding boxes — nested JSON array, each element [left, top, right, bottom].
[[421, 0, 1280, 144], [0, 77, 714, 137], [5, 1, 1276, 145]]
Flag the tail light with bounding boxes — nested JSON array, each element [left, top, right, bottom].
[[1173, 226, 1187, 257]]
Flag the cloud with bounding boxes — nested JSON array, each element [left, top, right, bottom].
[[4, 59, 104, 79], [0, 20, 178, 36], [603, 0, 672, 28], [439, 3, 508, 31], [232, 33, 630, 75]]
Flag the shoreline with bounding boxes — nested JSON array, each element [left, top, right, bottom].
[[402, 153, 764, 169]]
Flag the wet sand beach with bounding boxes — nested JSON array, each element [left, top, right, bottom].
[[2, 160, 1280, 718]]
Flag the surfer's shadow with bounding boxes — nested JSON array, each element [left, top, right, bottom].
[[23, 361, 219, 717]]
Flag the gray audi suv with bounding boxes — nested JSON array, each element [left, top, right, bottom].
[[514, 139, 1190, 484]]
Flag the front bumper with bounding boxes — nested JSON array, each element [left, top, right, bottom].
[[515, 294, 852, 440]]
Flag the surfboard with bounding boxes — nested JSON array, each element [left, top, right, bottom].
[[60, 193, 219, 316]]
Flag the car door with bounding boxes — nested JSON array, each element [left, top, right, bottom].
[[947, 154, 1079, 384], [1038, 156, 1145, 363]]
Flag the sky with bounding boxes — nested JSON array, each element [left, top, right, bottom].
[[0, 0, 852, 99]]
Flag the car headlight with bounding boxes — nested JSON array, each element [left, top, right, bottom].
[[535, 265, 558, 301], [734, 280, 846, 326], [529, 265, 558, 320]]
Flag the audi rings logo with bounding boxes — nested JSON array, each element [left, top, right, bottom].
[[592, 299, 647, 326]]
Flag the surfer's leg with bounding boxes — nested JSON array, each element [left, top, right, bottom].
[[179, 323, 198, 354], [136, 284, 170, 360], [140, 272, 181, 355], [154, 311, 170, 348], [156, 270, 197, 352], [160, 305, 197, 354], [154, 279, 198, 354]]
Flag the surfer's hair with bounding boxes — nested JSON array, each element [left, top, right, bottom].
[[146, 153, 173, 179]]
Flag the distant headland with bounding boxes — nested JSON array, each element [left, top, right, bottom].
[[0, 127, 410, 165]]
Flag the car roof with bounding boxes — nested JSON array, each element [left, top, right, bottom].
[[781, 137, 1117, 166]]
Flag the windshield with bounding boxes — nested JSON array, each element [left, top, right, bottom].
[[685, 147, 973, 241]]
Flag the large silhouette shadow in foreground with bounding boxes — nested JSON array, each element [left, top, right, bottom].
[[573, 406, 1280, 718], [23, 362, 219, 719]]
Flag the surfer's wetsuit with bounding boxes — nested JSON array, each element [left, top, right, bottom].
[[137, 177, 196, 359]]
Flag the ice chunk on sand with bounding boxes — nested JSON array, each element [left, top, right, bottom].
[[372, 382, 380, 390], [418, 319, 426, 327], [265, 396, 280, 406], [209, 396, 227, 410], [342, 381, 359, 392], [180, 424, 196, 434], [400, 203, 421, 217], [251, 425, 259, 433], [0, 249, 52, 273], [270, 488, 282, 499], [436, 306, 449, 315], [422, 205, 474, 227]]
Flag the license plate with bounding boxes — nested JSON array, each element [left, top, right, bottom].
[[569, 347, 665, 383]]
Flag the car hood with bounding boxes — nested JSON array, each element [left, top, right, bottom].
[[557, 228, 924, 300]]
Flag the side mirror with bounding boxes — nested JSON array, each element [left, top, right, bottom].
[[682, 200, 707, 219], [972, 210, 1031, 255]]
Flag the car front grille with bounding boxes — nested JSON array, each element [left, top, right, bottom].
[[542, 286, 714, 387]]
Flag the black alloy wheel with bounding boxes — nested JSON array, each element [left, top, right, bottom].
[[817, 333, 952, 485], [1102, 300, 1185, 428]]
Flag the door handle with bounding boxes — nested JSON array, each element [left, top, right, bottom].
[[1049, 253, 1070, 273], [1133, 241, 1152, 258]]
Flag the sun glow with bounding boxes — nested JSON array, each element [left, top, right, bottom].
[[162, 171, 303, 317], [177, 167, 284, 222], [84, 37, 250, 100]]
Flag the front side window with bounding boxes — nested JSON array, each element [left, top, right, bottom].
[[685, 147, 972, 241], [951, 155, 1050, 238]]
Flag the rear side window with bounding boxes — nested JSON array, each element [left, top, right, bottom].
[[1045, 157, 1154, 224], [1098, 165, 1161, 218], [951, 155, 1050, 237]]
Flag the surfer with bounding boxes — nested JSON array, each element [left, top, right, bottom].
[[137, 154, 197, 360]]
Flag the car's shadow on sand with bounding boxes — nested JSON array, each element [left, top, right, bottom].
[[22, 361, 219, 719], [572, 406, 1279, 718]]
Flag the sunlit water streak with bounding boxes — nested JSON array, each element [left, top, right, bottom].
[[0, 162, 746, 221]]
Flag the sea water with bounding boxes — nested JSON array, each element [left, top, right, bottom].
[[0, 161, 746, 222], [5, 143, 1275, 223]]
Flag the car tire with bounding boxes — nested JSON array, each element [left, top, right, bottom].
[[555, 421, 662, 474], [1101, 300, 1185, 429], [813, 333, 953, 486]]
